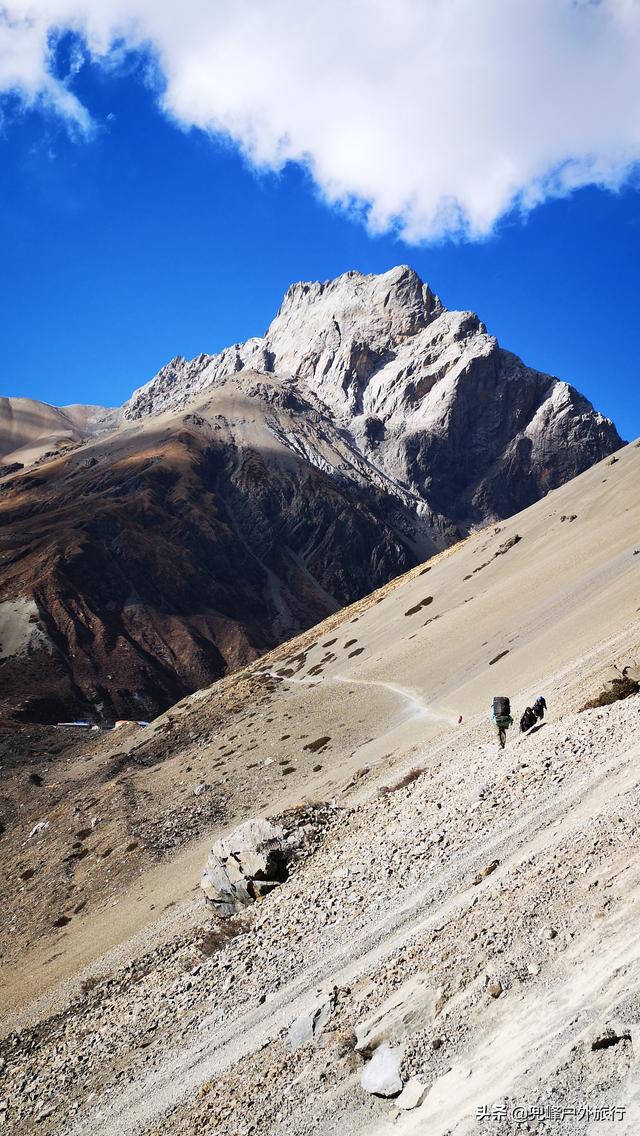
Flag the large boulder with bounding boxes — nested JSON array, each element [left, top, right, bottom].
[[201, 818, 286, 916]]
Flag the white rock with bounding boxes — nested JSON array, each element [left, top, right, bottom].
[[360, 1043, 404, 1097], [28, 821, 49, 839], [284, 993, 335, 1051]]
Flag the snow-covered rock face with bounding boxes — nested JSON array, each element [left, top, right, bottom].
[[123, 265, 622, 527]]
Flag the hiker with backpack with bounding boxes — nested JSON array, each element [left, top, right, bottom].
[[492, 696, 513, 748], [520, 706, 537, 733], [533, 695, 547, 720]]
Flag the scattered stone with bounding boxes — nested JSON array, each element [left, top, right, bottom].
[[396, 1077, 429, 1110], [486, 981, 503, 998], [285, 991, 336, 1051], [473, 860, 499, 885], [303, 737, 331, 753], [35, 1106, 55, 1123], [589, 1021, 632, 1051], [496, 534, 521, 555]]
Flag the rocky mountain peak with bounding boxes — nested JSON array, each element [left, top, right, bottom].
[[0, 266, 623, 725], [122, 266, 457, 422], [122, 262, 621, 526], [271, 265, 441, 340], [263, 266, 443, 408]]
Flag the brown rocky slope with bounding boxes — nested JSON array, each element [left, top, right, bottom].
[[0, 375, 436, 723]]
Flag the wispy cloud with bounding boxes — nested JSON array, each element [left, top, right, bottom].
[[1, 0, 640, 240]]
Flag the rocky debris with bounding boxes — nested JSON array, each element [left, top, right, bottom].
[[285, 990, 336, 1051], [5, 671, 640, 1136], [396, 1076, 430, 1110], [355, 975, 435, 1056], [589, 1021, 632, 1051], [360, 1042, 404, 1097], [201, 818, 287, 916], [278, 800, 344, 866], [132, 792, 226, 855]]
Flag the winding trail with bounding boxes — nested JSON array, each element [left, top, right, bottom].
[[267, 670, 455, 726], [333, 674, 450, 724]]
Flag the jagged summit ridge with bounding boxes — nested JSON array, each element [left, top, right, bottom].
[[124, 265, 446, 420], [124, 265, 621, 526]]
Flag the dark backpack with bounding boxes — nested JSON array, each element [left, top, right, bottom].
[[493, 696, 511, 719]]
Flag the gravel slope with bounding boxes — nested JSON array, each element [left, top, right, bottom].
[[1, 442, 638, 1135]]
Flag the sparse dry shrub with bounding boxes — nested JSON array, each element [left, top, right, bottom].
[[378, 767, 425, 795], [580, 677, 639, 712], [335, 1028, 358, 1056], [198, 916, 246, 956]]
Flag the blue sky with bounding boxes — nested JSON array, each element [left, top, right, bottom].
[[1, 49, 639, 440]]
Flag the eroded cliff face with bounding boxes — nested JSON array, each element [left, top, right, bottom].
[[0, 267, 622, 721]]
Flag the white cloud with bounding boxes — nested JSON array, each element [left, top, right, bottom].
[[1, 0, 640, 240]]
